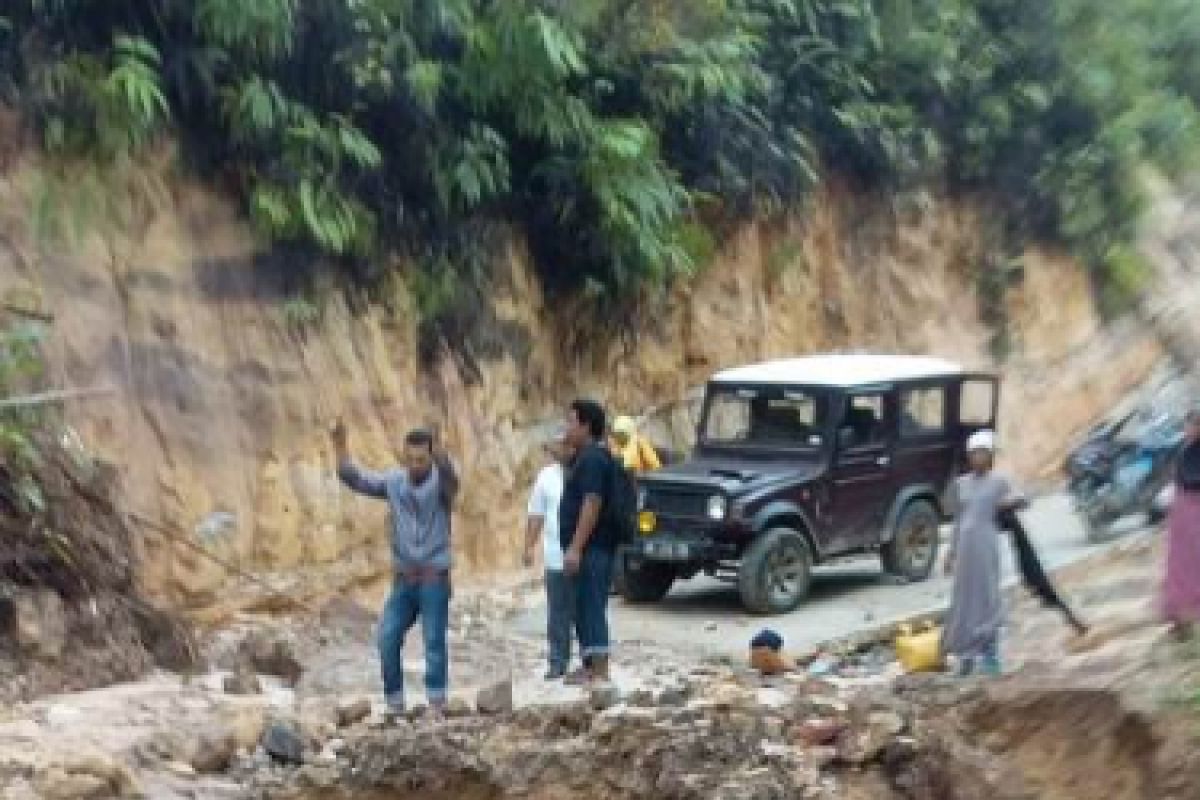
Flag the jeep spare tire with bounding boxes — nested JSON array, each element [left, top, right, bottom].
[[620, 559, 675, 603], [738, 528, 812, 615], [881, 500, 941, 581]]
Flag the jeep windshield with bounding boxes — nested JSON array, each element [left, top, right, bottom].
[[699, 385, 829, 451]]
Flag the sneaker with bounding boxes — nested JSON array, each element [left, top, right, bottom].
[[544, 667, 566, 681]]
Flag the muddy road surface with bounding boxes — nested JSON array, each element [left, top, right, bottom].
[[515, 493, 1142, 659]]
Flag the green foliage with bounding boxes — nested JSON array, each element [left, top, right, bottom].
[[281, 295, 320, 330], [5, 0, 1200, 312], [0, 321, 48, 513]]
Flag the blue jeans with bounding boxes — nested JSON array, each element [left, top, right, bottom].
[[574, 547, 615, 659], [378, 575, 450, 709], [545, 569, 575, 672]]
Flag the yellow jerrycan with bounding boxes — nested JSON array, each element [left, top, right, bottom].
[[894, 621, 943, 673]]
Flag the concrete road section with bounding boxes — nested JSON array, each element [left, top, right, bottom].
[[512, 493, 1150, 658]]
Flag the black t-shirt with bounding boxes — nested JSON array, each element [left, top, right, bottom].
[[559, 443, 616, 552]]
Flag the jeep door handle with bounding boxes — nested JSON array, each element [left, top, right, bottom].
[[876, 456, 891, 467]]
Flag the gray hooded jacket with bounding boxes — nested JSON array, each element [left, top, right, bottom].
[[338, 454, 459, 572]]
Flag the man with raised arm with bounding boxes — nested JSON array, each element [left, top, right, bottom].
[[332, 418, 459, 717]]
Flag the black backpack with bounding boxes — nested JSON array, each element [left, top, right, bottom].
[[605, 454, 639, 545]]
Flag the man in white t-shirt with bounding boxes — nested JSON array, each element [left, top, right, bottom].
[[524, 427, 572, 680]]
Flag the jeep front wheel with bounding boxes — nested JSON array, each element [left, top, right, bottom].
[[738, 528, 813, 615], [620, 559, 675, 603], [881, 500, 941, 581]]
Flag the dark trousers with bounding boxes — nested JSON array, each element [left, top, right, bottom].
[[575, 546, 615, 659], [545, 569, 574, 672]]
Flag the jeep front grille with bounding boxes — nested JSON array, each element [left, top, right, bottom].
[[645, 487, 709, 518]]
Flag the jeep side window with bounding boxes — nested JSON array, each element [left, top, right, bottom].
[[960, 380, 997, 426], [840, 395, 885, 449], [901, 387, 946, 437]]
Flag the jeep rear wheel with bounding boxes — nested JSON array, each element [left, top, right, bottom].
[[881, 500, 940, 581], [738, 528, 812, 615], [620, 558, 675, 603]]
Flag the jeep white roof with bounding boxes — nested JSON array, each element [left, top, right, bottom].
[[711, 355, 965, 388]]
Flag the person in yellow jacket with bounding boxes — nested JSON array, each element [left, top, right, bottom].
[[609, 415, 661, 474]]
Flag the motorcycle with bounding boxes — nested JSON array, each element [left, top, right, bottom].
[[1066, 410, 1184, 542]]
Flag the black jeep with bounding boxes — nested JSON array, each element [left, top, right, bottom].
[[622, 355, 999, 614]]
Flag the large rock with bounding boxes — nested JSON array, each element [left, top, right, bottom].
[[236, 631, 303, 687], [335, 698, 372, 728], [223, 663, 262, 695], [189, 730, 239, 773], [33, 770, 111, 800], [261, 720, 305, 765], [11, 589, 67, 661], [589, 685, 622, 711], [31, 754, 138, 799], [476, 679, 514, 716]]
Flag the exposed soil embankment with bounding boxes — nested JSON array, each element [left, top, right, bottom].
[[0, 432, 193, 703]]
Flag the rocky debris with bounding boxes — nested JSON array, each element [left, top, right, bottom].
[[188, 730, 239, 774], [316, 597, 377, 642], [837, 710, 907, 765], [446, 698, 473, 718], [8, 588, 67, 661], [794, 718, 847, 747], [261, 720, 305, 765], [28, 753, 139, 800], [335, 698, 372, 728], [223, 663, 262, 695], [656, 686, 689, 707], [589, 684, 621, 711], [476, 678, 514, 716], [251, 679, 917, 800], [234, 631, 303, 688]]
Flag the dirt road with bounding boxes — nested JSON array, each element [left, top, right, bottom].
[[513, 493, 1141, 658]]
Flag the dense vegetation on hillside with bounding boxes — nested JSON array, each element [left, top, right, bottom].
[[3, 0, 1200, 315]]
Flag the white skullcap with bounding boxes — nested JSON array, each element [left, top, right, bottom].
[[967, 429, 996, 452]]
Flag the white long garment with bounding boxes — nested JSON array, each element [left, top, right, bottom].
[[942, 471, 1015, 658], [527, 464, 565, 571]]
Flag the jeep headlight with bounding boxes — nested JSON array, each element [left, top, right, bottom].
[[706, 494, 728, 521]]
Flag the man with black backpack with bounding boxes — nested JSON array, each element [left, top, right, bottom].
[[559, 399, 627, 685]]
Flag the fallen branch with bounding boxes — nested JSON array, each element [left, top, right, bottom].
[[0, 303, 54, 323], [0, 385, 117, 409]]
